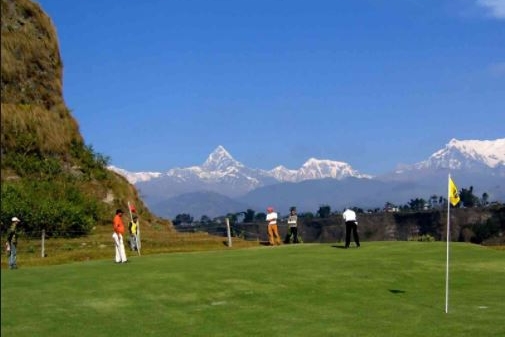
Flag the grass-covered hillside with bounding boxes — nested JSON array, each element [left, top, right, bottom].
[[0, 0, 161, 235]]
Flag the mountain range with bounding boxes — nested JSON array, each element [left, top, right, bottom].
[[110, 138, 505, 219]]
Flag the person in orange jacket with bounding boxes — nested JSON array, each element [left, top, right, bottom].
[[112, 209, 128, 263]]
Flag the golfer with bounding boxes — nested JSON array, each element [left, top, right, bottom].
[[343, 208, 360, 248], [113, 209, 128, 263]]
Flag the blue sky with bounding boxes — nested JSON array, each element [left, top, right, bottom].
[[36, 0, 504, 175]]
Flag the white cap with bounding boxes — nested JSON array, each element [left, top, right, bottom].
[[11, 217, 20, 222]]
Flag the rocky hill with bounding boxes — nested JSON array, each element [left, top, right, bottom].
[[0, 0, 165, 233]]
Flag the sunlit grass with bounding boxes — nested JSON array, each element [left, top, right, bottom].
[[2, 242, 504, 337]]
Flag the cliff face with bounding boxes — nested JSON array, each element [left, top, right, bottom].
[[1, 0, 64, 108], [0, 0, 159, 230], [1, 0, 82, 156]]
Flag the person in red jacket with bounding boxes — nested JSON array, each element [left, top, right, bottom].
[[112, 209, 128, 263]]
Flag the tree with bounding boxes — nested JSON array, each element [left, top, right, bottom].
[[460, 186, 478, 207], [243, 209, 255, 222], [384, 201, 395, 211], [300, 212, 314, 219], [353, 207, 364, 213], [429, 195, 439, 209], [407, 198, 427, 211], [226, 213, 238, 224], [255, 212, 266, 221], [173, 213, 193, 226], [482, 192, 489, 206], [317, 205, 331, 218], [200, 215, 211, 224]]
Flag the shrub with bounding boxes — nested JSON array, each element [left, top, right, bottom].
[[408, 234, 435, 242], [0, 179, 103, 237], [469, 220, 501, 244]]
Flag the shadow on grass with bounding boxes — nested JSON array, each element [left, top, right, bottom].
[[221, 240, 271, 247], [389, 289, 406, 294], [331, 244, 348, 249]]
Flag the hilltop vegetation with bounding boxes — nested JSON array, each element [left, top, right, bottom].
[[0, 0, 162, 235]]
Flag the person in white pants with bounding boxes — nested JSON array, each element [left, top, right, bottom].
[[113, 209, 128, 263]]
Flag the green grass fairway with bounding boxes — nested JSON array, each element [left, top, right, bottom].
[[2, 242, 504, 337]]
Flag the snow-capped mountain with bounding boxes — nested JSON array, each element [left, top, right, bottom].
[[268, 165, 299, 181], [237, 138, 505, 219], [267, 159, 371, 182], [109, 145, 371, 212], [201, 146, 243, 171], [110, 145, 370, 190], [110, 138, 505, 218], [393, 138, 505, 173], [109, 166, 161, 184], [296, 158, 371, 180]]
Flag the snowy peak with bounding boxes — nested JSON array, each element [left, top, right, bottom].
[[415, 138, 505, 170], [109, 146, 369, 188], [267, 159, 371, 182], [202, 145, 244, 171], [268, 165, 298, 181], [109, 140, 505, 217], [111, 138, 504, 187], [108, 165, 161, 184], [444, 138, 505, 167], [299, 158, 371, 180]]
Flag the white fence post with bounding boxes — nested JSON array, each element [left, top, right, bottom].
[[226, 218, 232, 247], [41, 229, 45, 258]]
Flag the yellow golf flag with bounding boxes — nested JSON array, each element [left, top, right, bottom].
[[449, 177, 460, 206]]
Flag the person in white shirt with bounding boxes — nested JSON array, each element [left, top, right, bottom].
[[266, 207, 281, 246], [342, 208, 360, 248]]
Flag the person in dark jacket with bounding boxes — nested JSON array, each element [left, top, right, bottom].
[[6, 217, 21, 269], [285, 207, 300, 243]]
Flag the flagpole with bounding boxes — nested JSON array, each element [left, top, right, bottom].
[[445, 174, 451, 313], [127, 201, 134, 225], [136, 216, 141, 257]]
